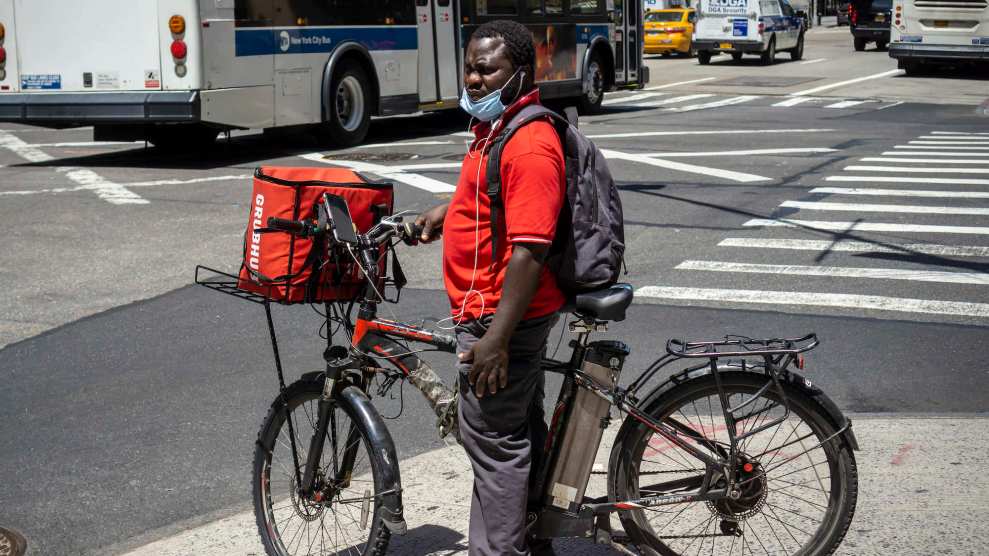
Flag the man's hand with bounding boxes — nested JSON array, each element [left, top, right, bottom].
[[460, 333, 509, 398], [414, 203, 449, 243]]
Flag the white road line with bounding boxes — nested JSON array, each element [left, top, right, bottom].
[[390, 162, 462, 171], [643, 77, 718, 90], [917, 135, 987, 140], [586, 128, 834, 139], [894, 144, 989, 151], [882, 151, 989, 157], [799, 58, 827, 65], [638, 147, 837, 158], [861, 157, 989, 164], [744, 218, 989, 235], [718, 237, 989, 257], [630, 94, 715, 107], [875, 101, 904, 111], [789, 69, 903, 96], [780, 200, 989, 215], [0, 131, 148, 205], [931, 131, 989, 136], [26, 141, 144, 148], [298, 152, 456, 193], [357, 140, 453, 148], [602, 92, 668, 105], [636, 286, 989, 318], [450, 131, 474, 137], [601, 149, 770, 182], [811, 186, 989, 199], [910, 140, 989, 146], [676, 260, 989, 285], [845, 165, 989, 174], [772, 97, 819, 107], [825, 100, 873, 109], [828, 175, 989, 185], [668, 95, 760, 112], [123, 175, 250, 187]]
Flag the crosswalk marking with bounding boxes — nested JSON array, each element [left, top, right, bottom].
[[910, 140, 989, 146], [639, 147, 836, 158], [772, 97, 818, 107], [601, 149, 770, 182], [917, 135, 986, 140], [931, 131, 989, 135], [882, 151, 989, 157], [635, 286, 989, 318], [895, 145, 989, 150], [717, 237, 989, 257], [789, 68, 903, 96], [586, 128, 834, 139], [298, 153, 456, 193], [810, 186, 989, 199], [676, 260, 989, 285], [825, 100, 873, 109], [643, 77, 718, 90], [860, 157, 989, 164], [780, 200, 989, 215], [744, 218, 989, 235], [827, 175, 989, 185], [845, 165, 989, 174], [669, 95, 760, 112], [630, 94, 715, 107]]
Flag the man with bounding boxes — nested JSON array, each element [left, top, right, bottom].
[[415, 20, 566, 556]]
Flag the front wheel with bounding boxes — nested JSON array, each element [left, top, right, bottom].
[[253, 379, 392, 556], [609, 372, 858, 556]]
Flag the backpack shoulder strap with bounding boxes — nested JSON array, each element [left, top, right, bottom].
[[485, 105, 569, 260]]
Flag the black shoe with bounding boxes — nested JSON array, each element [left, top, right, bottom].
[[527, 537, 556, 556]]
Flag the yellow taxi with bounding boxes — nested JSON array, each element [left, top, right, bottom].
[[644, 9, 696, 56]]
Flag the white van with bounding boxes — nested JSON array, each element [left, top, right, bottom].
[[693, 0, 807, 64]]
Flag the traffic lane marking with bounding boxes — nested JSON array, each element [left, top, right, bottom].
[[628, 94, 715, 107], [861, 157, 989, 164], [825, 100, 874, 109], [636, 286, 989, 318], [642, 76, 718, 90], [798, 58, 827, 65], [811, 186, 989, 199], [585, 128, 835, 139], [845, 165, 989, 174], [882, 151, 989, 157], [773, 96, 819, 107], [931, 131, 989, 136], [298, 152, 456, 193], [637, 147, 837, 158], [789, 69, 903, 97], [895, 145, 989, 150], [667, 95, 760, 113], [745, 218, 989, 235], [718, 237, 989, 258], [780, 200, 989, 215], [601, 149, 770, 183], [0, 131, 148, 205], [0, 175, 251, 198], [910, 140, 989, 145], [676, 260, 989, 285]]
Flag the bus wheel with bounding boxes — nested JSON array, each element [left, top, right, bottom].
[[899, 59, 922, 76], [698, 50, 712, 65], [577, 53, 606, 114], [321, 62, 372, 147], [148, 124, 218, 152]]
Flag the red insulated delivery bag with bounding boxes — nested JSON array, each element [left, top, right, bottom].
[[237, 166, 394, 304]]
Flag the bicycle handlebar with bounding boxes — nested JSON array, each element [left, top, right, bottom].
[[266, 216, 319, 237]]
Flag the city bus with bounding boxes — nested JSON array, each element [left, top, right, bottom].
[[0, 0, 646, 148], [889, 0, 989, 74]]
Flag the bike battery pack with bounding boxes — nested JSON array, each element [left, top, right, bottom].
[[544, 340, 629, 514]]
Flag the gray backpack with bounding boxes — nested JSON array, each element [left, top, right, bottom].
[[486, 104, 625, 294]]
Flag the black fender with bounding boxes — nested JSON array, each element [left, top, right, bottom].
[[613, 364, 859, 468], [296, 372, 407, 534], [581, 36, 615, 91], [321, 42, 381, 118]]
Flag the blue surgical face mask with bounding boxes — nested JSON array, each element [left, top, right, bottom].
[[459, 69, 524, 122]]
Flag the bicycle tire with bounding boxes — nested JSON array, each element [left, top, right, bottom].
[[253, 378, 392, 556], [609, 371, 857, 556]]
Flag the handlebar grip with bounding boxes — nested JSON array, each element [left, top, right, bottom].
[[402, 222, 424, 245], [266, 217, 311, 236], [433, 332, 458, 354]]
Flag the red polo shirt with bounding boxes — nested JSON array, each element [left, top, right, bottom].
[[443, 89, 566, 322]]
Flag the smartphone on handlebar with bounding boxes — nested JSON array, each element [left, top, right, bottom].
[[320, 193, 359, 245]]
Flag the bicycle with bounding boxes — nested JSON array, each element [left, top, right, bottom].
[[196, 192, 859, 556]]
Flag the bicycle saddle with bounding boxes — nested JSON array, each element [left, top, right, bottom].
[[570, 283, 634, 322]]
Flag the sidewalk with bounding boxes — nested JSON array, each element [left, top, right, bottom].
[[119, 416, 989, 555]]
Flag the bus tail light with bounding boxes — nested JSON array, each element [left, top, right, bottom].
[[171, 40, 187, 60]]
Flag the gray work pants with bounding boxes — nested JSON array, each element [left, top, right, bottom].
[[456, 313, 558, 556]]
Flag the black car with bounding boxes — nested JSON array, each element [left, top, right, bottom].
[[849, 0, 891, 51]]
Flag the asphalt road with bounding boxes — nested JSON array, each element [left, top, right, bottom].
[[1, 23, 987, 556]]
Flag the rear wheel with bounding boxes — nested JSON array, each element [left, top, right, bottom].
[[761, 38, 777, 65], [698, 50, 712, 65], [899, 58, 923, 76], [577, 52, 606, 114], [790, 33, 805, 60], [876, 40, 889, 51], [853, 37, 867, 51], [731, 52, 744, 62], [254, 379, 391, 556], [610, 372, 858, 556], [318, 62, 372, 148]]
